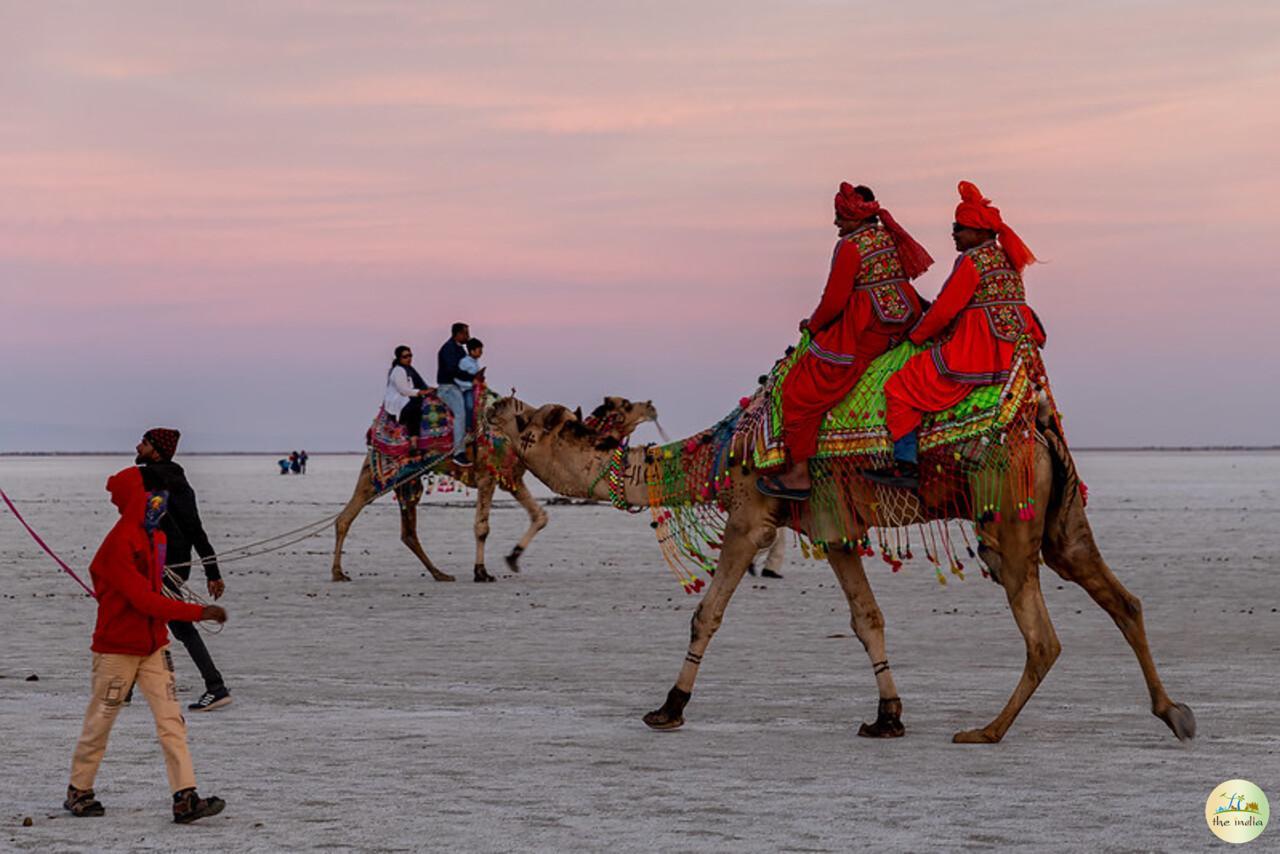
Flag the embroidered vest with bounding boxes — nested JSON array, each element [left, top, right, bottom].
[[846, 225, 913, 324], [964, 242, 1027, 342]]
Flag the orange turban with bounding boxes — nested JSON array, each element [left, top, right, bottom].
[[954, 180, 1036, 272], [834, 182, 934, 280]]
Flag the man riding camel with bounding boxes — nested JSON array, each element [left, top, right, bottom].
[[758, 183, 934, 500], [867, 180, 1045, 489]]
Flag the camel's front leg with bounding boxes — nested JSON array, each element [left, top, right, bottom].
[[399, 495, 455, 582], [954, 537, 1060, 744], [503, 475, 548, 573], [825, 546, 904, 738], [472, 471, 497, 583], [642, 512, 763, 731], [331, 459, 376, 582]]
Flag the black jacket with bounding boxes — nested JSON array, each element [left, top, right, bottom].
[[437, 339, 477, 386], [139, 460, 219, 581]]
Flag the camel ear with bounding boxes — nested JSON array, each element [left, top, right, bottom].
[[574, 406, 583, 421], [594, 437, 621, 451], [515, 413, 529, 433]]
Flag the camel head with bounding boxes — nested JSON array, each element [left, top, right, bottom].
[[585, 396, 659, 440]]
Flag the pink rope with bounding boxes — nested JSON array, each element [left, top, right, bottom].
[[0, 488, 97, 598]]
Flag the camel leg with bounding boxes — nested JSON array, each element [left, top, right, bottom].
[[472, 470, 496, 583], [1043, 516, 1195, 740], [954, 523, 1061, 744], [399, 491, 455, 582], [331, 459, 377, 582], [825, 547, 905, 738], [642, 510, 765, 731], [503, 475, 548, 573]]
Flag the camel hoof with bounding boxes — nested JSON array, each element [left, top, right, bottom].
[[952, 727, 1001, 744], [473, 565, 496, 583], [1160, 702, 1196, 741], [431, 572, 456, 582], [331, 571, 352, 583], [642, 710, 684, 731], [504, 554, 521, 573], [857, 717, 905, 738]]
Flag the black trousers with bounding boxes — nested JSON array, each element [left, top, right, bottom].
[[166, 560, 226, 694], [398, 398, 423, 439]]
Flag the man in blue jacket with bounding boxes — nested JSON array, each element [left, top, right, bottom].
[[437, 322, 483, 466]]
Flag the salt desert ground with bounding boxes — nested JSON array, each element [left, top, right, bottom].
[[2, 451, 1277, 852]]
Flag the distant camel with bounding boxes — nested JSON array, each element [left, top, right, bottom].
[[330, 396, 658, 583], [488, 394, 1195, 743]]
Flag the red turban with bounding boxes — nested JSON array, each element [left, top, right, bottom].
[[833, 182, 934, 280], [143, 427, 181, 461], [954, 180, 1036, 272]]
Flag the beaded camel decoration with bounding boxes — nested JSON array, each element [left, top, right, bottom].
[[329, 393, 658, 583], [486, 347, 1195, 744]]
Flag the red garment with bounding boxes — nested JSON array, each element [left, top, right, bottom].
[[885, 242, 1045, 439], [89, 467, 204, 656], [833, 183, 934, 279], [783, 226, 924, 461], [954, 180, 1036, 272]]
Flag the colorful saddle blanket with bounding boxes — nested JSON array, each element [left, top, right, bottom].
[[748, 334, 1045, 470], [365, 387, 506, 494]]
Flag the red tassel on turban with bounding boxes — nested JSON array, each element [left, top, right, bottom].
[[833, 182, 933, 280], [954, 180, 1036, 272]]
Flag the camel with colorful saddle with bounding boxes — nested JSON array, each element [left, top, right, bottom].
[[330, 387, 658, 583], [487, 335, 1195, 743]]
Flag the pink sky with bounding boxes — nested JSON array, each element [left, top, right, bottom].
[[3, 1, 1279, 450]]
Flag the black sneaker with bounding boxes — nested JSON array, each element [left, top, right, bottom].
[[64, 785, 104, 817], [172, 788, 225, 824], [452, 452, 473, 468], [760, 569, 784, 579], [188, 687, 232, 712]]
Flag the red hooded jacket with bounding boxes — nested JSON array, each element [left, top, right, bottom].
[[89, 467, 205, 655]]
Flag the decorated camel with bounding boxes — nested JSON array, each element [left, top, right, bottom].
[[487, 339, 1195, 743], [330, 394, 658, 583]]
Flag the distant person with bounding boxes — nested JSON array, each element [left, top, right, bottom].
[[135, 428, 233, 712], [298, 450, 308, 474], [289, 451, 301, 474], [437, 322, 483, 467], [64, 465, 227, 824], [277, 458, 290, 475], [384, 345, 432, 455], [457, 338, 484, 432]]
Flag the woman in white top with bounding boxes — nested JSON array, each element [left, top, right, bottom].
[[384, 345, 433, 454]]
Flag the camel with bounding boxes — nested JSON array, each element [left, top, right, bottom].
[[487, 395, 1196, 743], [330, 396, 659, 583]]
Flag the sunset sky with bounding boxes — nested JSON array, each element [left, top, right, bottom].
[[3, 1, 1278, 451]]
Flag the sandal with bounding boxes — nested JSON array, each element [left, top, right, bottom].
[[64, 785, 104, 817], [755, 475, 811, 501]]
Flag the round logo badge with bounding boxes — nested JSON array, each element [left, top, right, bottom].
[[1206, 779, 1269, 844]]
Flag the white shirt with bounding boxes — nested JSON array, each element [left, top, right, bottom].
[[384, 365, 419, 415], [456, 355, 481, 391]]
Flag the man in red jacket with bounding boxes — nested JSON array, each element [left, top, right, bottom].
[[64, 466, 229, 824], [868, 181, 1045, 488], [758, 183, 933, 500]]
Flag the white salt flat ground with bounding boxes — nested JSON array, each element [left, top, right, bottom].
[[0, 452, 1277, 852]]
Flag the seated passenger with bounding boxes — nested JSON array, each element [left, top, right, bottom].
[[868, 181, 1045, 489], [457, 338, 484, 433], [384, 345, 433, 455], [757, 183, 933, 501]]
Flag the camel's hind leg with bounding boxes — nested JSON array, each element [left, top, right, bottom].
[[503, 474, 548, 573], [642, 508, 766, 731], [471, 470, 497, 583], [1040, 435, 1194, 740], [825, 546, 905, 738], [954, 523, 1061, 744], [398, 487, 455, 582], [331, 459, 377, 582]]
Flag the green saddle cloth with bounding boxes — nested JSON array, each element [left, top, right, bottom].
[[751, 334, 1041, 470]]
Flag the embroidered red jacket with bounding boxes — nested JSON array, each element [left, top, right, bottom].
[[807, 224, 923, 365], [909, 242, 1046, 384], [89, 467, 205, 656]]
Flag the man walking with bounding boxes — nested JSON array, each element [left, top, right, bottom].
[[136, 428, 232, 711], [436, 322, 484, 467], [64, 465, 227, 823]]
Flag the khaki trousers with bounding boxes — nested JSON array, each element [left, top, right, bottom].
[[69, 645, 197, 794]]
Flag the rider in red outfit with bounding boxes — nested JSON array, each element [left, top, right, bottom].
[[758, 183, 933, 500], [868, 181, 1043, 488]]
